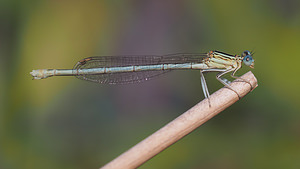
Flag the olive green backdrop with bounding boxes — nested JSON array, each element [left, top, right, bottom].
[[1, 0, 300, 169]]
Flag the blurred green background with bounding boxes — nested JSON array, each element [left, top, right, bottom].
[[1, 0, 300, 169]]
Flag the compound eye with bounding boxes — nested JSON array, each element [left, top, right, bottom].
[[242, 50, 251, 57], [245, 56, 250, 61], [243, 55, 253, 66]]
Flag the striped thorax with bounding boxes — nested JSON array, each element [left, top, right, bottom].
[[203, 51, 240, 70]]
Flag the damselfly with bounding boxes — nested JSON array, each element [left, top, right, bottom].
[[30, 50, 255, 106]]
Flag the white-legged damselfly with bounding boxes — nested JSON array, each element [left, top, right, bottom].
[[30, 50, 255, 106]]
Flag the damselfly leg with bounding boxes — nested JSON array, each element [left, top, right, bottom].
[[216, 69, 242, 99], [200, 70, 211, 106]]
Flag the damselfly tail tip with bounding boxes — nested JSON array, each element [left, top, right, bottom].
[[30, 69, 51, 80]]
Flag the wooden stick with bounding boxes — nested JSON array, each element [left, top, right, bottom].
[[100, 71, 258, 169]]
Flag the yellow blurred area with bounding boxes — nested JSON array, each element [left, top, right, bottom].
[[17, 1, 107, 106]]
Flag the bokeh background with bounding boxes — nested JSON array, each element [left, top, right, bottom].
[[1, 0, 300, 169]]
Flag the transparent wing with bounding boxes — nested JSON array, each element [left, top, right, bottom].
[[73, 53, 207, 84]]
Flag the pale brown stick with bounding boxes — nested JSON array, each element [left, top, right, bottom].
[[100, 71, 258, 169]]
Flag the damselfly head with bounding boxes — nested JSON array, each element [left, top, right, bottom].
[[242, 50, 254, 68]]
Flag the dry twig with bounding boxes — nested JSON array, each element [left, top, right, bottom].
[[100, 71, 258, 169]]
